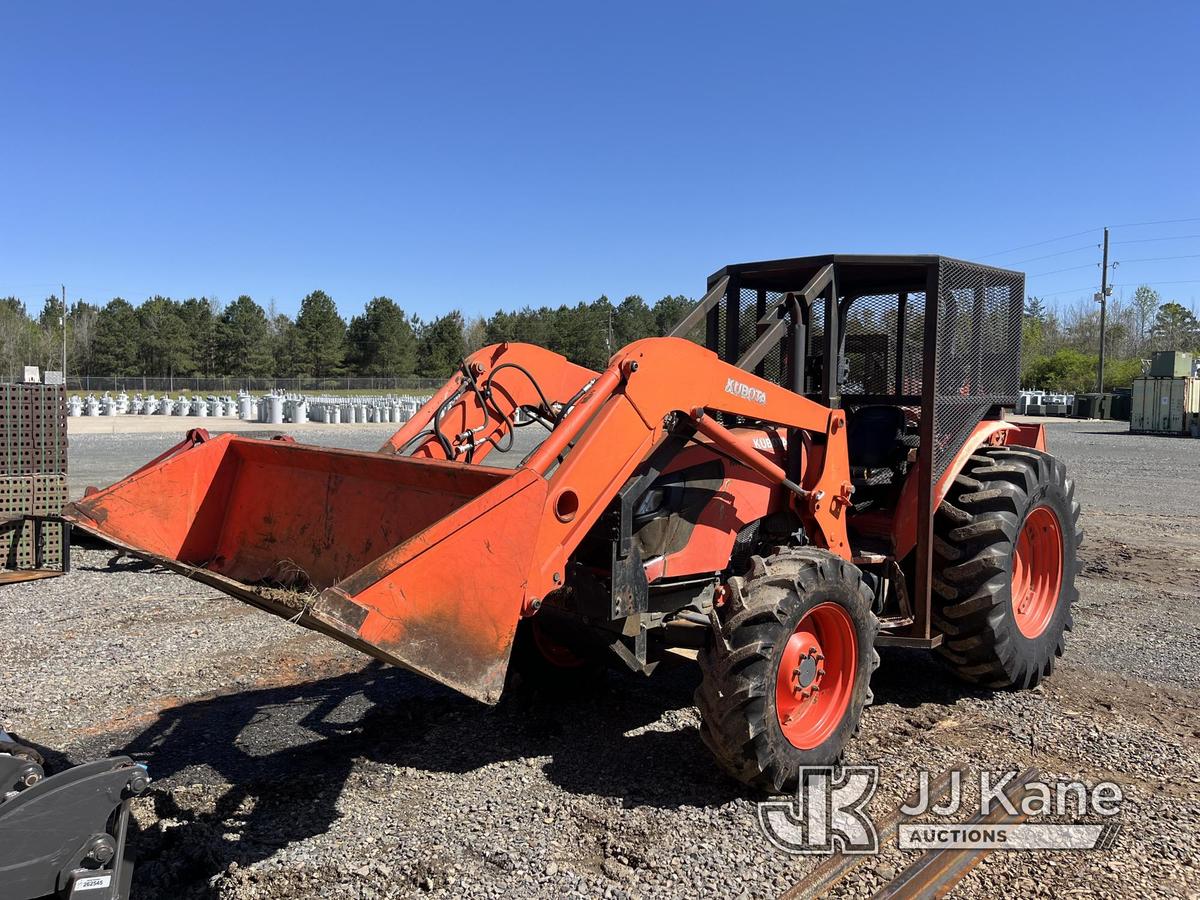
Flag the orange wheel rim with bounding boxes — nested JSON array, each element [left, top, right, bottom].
[[775, 602, 857, 750], [531, 621, 586, 668], [1011, 506, 1064, 639]]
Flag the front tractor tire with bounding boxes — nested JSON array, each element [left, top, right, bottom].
[[933, 446, 1082, 689], [505, 618, 604, 695], [696, 550, 880, 793]]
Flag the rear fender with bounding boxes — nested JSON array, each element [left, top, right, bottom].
[[892, 420, 1018, 560], [1007, 422, 1047, 451]]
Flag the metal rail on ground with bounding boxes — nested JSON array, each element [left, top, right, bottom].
[[779, 765, 958, 900], [869, 767, 1038, 899]]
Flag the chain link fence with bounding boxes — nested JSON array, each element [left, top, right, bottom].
[[64, 375, 446, 394]]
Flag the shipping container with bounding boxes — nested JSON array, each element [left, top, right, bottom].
[[1149, 351, 1195, 378], [1130, 376, 1200, 435]]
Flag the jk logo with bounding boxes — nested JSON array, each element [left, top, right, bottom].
[[757, 766, 879, 854]]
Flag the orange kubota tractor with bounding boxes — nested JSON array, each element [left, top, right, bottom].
[[64, 255, 1081, 791]]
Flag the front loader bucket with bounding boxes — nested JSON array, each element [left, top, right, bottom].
[[63, 434, 548, 702]]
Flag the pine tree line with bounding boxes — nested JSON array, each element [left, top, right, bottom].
[[2, 285, 1194, 391], [0, 291, 694, 381]]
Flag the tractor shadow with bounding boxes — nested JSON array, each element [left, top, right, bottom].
[[90, 648, 988, 896], [103, 660, 735, 897], [76, 555, 163, 573], [871, 646, 995, 709]]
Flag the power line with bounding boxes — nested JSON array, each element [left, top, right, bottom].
[[978, 228, 1099, 259], [1027, 262, 1099, 278], [1112, 279, 1200, 288], [1030, 277, 1200, 300], [1112, 233, 1200, 246], [0, 282, 62, 295], [1032, 285, 1096, 298], [980, 217, 1200, 260], [1109, 216, 1200, 228], [1111, 253, 1200, 264], [1009, 244, 1098, 265]]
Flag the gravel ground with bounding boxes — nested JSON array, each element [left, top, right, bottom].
[[3, 420, 1198, 898]]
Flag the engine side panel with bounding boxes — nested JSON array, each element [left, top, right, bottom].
[[639, 427, 795, 582]]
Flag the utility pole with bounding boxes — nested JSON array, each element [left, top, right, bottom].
[[1095, 228, 1111, 392], [61, 285, 67, 386]]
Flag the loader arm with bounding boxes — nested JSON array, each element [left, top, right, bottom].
[[381, 343, 599, 464], [380, 336, 851, 602], [312, 338, 850, 698], [510, 337, 851, 602]]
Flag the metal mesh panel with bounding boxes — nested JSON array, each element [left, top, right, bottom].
[[0, 475, 67, 569], [733, 287, 788, 385], [843, 297, 892, 395], [901, 293, 927, 394], [1, 384, 68, 571], [760, 291, 787, 385], [0, 384, 68, 476], [932, 260, 1023, 477], [737, 288, 759, 359], [841, 293, 926, 398], [805, 300, 825, 395]]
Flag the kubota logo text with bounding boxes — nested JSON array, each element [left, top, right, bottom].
[[724, 377, 767, 405]]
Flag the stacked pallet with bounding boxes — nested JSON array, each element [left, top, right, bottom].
[[1, 383, 68, 572]]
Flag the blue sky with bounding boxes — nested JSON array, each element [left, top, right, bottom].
[[2, 2, 1198, 320]]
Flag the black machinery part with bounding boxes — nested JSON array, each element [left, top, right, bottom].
[[0, 737, 148, 900]]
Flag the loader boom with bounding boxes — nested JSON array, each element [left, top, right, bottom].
[[316, 337, 854, 689], [380, 337, 853, 603], [518, 337, 853, 601], [375, 336, 854, 603]]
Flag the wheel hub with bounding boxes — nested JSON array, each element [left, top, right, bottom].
[[775, 602, 857, 750], [1012, 505, 1064, 639], [791, 649, 825, 701]]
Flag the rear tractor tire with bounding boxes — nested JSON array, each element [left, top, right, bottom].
[[933, 446, 1082, 689], [696, 549, 880, 793]]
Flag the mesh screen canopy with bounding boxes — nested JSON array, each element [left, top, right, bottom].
[[688, 255, 1023, 477], [841, 292, 927, 398], [931, 259, 1023, 477]]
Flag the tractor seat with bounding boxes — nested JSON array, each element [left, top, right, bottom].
[[846, 405, 907, 470]]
